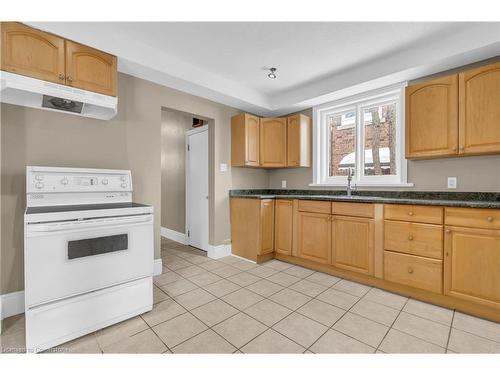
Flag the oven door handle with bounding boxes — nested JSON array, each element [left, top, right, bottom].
[[27, 214, 153, 233]]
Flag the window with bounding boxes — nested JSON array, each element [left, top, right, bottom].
[[313, 83, 410, 187]]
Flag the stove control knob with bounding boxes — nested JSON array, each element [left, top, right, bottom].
[[35, 182, 44, 189], [121, 183, 127, 188], [120, 176, 126, 182], [61, 178, 69, 185], [102, 178, 109, 185], [35, 175, 44, 181]]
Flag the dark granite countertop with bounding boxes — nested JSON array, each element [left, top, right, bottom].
[[229, 189, 500, 209]]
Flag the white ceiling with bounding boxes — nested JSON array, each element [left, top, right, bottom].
[[30, 22, 500, 116]]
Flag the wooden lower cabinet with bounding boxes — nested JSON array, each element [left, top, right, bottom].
[[231, 198, 500, 321], [332, 216, 374, 275], [384, 220, 443, 259], [384, 251, 443, 294], [444, 226, 500, 310], [274, 199, 293, 255], [295, 211, 331, 264], [230, 198, 274, 262]]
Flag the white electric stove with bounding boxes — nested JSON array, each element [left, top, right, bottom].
[[24, 166, 154, 352]]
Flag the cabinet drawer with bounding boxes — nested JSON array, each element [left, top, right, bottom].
[[384, 204, 443, 224], [384, 220, 443, 259], [332, 202, 374, 218], [384, 251, 443, 294], [445, 207, 500, 230], [298, 200, 331, 214]]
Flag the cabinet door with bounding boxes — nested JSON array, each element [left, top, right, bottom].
[[287, 114, 311, 167], [260, 199, 275, 255], [65, 40, 117, 96], [260, 117, 287, 167], [245, 114, 260, 166], [332, 216, 374, 275], [230, 198, 260, 262], [459, 62, 500, 155], [444, 226, 500, 310], [275, 199, 293, 255], [405, 74, 458, 159], [1, 22, 65, 83], [296, 212, 331, 264]]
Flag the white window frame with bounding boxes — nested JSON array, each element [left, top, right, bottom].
[[311, 82, 413, 187]]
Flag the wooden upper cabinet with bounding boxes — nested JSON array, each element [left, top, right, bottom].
[[231, 113, 260, 167], [274, 199, 293, 256], [405, 74, 458, 159], [287, 114, 311, 167], [0, 22, 65, 84], [459, 62, 500, 155], [444, 226, 500, 310], [260, 117, 287, 167], [332, 216, 374, 275], [65, 40, 117, 96], [295, 211, 332, 264]]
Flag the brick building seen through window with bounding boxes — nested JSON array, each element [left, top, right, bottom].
[[329, 102, 397, 177]]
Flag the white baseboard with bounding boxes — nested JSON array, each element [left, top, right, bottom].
[[161, 227, 187, 245], [1, 290, 25, 319], [231, 254, 257, 264], [207, 244, 231, 259], [153, 258, 163, 276]]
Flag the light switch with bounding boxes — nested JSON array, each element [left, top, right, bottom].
[[220, 163, 228, 172], [447, 177, 457, 189], [281, 180, 287, 189]]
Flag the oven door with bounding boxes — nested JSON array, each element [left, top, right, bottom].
[[25, 214, 154, 308]]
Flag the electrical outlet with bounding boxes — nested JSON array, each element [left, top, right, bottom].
[[219, 163, 228, 172], [281, 180, 287, 189], [447, 177, 457, 189]]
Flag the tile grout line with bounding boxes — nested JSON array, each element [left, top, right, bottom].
[[374, 296, 410, 353], [162, 242, 499, 353], [445, 310, 455, 352], [305, 284, 376, 353]]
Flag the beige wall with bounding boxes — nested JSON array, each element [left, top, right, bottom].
[[1, 72, 268, 295], [160, 109, 193, 233], [268, 155, 500, 192]]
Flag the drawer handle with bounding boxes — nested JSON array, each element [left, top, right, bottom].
[[407, 267, 414, 274], [408, 235, 414, 241], [487, 216, 493, 222], [408, 211, 414, 216]]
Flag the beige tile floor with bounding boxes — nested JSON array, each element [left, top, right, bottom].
[[1, 237, 499, 354]]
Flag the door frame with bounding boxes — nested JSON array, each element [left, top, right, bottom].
[[185, 124, 209, 251]]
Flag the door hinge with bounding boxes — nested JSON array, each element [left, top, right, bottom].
[[187, 144, 190, 151], [187, 230, 190, 237]]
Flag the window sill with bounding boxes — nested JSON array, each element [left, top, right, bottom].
[[309, 182, 415, 188]]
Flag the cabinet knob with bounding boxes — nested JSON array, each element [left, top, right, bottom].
[[452, 147, 457, 151], [487, 216, 493, 222], [67, 76, 73, 83], [459, 146, 465, 151], [446, 229, 451, 233], [408, 235, 414, 241], [58, 73, 65, 81], [408, 211, 414, 216], [407, 267, 414, 274]]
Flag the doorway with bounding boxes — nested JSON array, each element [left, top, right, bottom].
[[186, 125, 209, 251]]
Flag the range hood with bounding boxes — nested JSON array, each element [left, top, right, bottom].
[[0, 71, 117, 120]]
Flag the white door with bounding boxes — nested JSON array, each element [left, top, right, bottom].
[[186, 126, 209, 251]]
